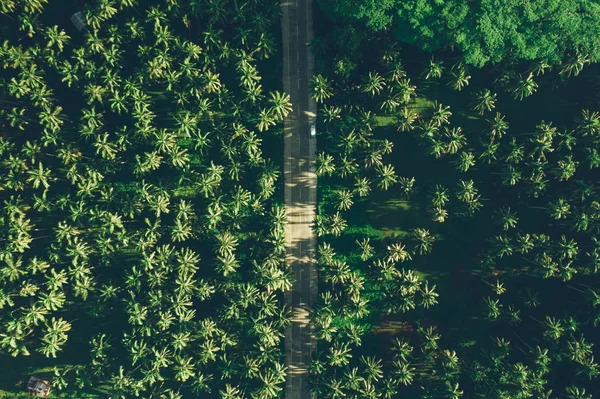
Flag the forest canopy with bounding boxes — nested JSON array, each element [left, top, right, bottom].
[[317, 0, 600, 67]]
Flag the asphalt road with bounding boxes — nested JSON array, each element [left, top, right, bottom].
[[281, 0, 317, 398]]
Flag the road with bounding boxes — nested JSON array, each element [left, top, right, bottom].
[[281, 0, 317, 398]]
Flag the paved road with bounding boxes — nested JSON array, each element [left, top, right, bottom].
[[281, 0, 317, 398]]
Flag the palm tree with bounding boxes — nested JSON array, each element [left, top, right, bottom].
[[174, 355, 195, 382], [495, 207, 518, 230], [560, 53, 589, 79], [94, 133, 119, 160], [315, 153, 336, 176], [472, 89, 496, 115], [445, 381, 463, 399], [399, 176, 415, 197], [220, 384, 243, 399], [171, 218, 192, 242], [448, 63, 470, 91], [362, 71, 386, 96], [328, 342, 352, 367], [421, 283, 438, 308], [257, 109, 276, 132], [392, 360, 415, 385], [355, 238, 374, 261], [411, 228, 435, 255], [396, 78, 416, 104], [45, 26, 70, 52], [454, 151, 475, 172], [26, 162, 52, 189], [354, 176, 371, 197], [268, 91, 292, 120], [360, 356, 383, 382], [513, 73, 538, 100], [423, 57, 444, 80], [387, 61, 407, 83], [310, 74, 333, 103], [376, 164, 397, 191], [578, 109, 600, 136], [456, 180, 478, 203], [380, 87, 400, 112], [109, 91, 127, 115], [338, 155, 358, 178], [204, 70, 222, 93], [430, 206, 448, 223], [396, 107, 418, 132], [322, 104, 342, 123], [565, 386, 592, 399], [387, 242, 411, 263], [549, 198, 571, 219], [443, 127, 466, 154], [335, 189, 354, 211], [84, 84, 106, 104], [328, 212, 347, 236], [431, 102, 452, 126]]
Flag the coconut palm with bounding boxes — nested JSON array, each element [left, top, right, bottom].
[[560, 53, 589, 79], [329, 212, 347, 236], [454, 151, 475, 172], [256, 109, 276, 132], [578, 109, 600, 136], [268, 91, 292, 120], [45, 26, 70, 52], [334, 189, 354, 211], [412, 228, 435, 255], [423, 57, 444, 80], [472, 89, 496, 115], [448, 63, 470, 91], [362, 71, 386, 96], [316, 153, 336, 176], [26, 162, 52, 189], [396, 107, 418, 132], [396, 78, 416, 104], [513, 73, 538, 100], [495, 207, 518, 230], [376, 164, 397, 191], [310, 74, 334, 103], [444, 127, 466, 154], [431, 102, 452, 126]]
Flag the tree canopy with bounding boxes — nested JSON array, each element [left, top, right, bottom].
[[318, 0, 600, 66]]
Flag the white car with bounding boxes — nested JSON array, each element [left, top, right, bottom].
[[310, 123, 316, 138]]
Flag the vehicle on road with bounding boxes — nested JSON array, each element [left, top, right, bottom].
[[310, 123, 316, 138]]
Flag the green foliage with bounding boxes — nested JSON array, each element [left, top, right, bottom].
[[319, 0, 600, 67], [0, 0, 289, 397]]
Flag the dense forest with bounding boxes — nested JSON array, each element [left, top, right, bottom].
[[1, 0, 600, 399], [317, 0, 600, 67]]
